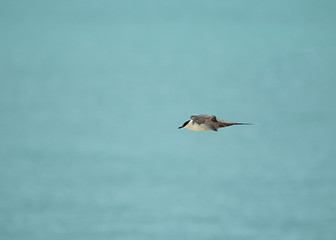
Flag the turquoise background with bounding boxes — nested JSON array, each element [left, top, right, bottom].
[[1, 1, 336, 239]]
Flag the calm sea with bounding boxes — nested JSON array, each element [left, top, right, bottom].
[[1, 1, 335, 239]]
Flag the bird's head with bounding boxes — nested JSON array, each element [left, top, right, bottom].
[[178, 120, 190, 129]]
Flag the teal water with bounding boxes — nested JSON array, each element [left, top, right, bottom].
[[1, 1, 336, 239]]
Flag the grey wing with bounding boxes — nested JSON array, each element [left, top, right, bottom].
[[217, 118, 234, 124], [217, 118, 235, 127], [202, 119, 218, 131], [191, 114, 216, 124]]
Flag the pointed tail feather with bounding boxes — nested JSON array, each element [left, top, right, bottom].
[[219, 122, 252, 128], [232, 122, 252, 125]]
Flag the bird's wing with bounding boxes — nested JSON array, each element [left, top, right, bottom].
[[191, 114, 217, 124], [217, 118, 233, 124], [202, 120, 218, 131], [217, 118, 235, 127]]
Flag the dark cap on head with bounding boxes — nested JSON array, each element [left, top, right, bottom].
[[178, 120, 190, 129]]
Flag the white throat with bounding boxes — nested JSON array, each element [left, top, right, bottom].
[[184, 120, 210, 131]]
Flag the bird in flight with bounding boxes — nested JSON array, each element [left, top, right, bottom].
[[178, 114, 251, 131]]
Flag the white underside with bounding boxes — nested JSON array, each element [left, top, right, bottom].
[[184, 120, 210, 131]]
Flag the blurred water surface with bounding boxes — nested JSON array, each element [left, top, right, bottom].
[[1, 0, 336, 239]]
